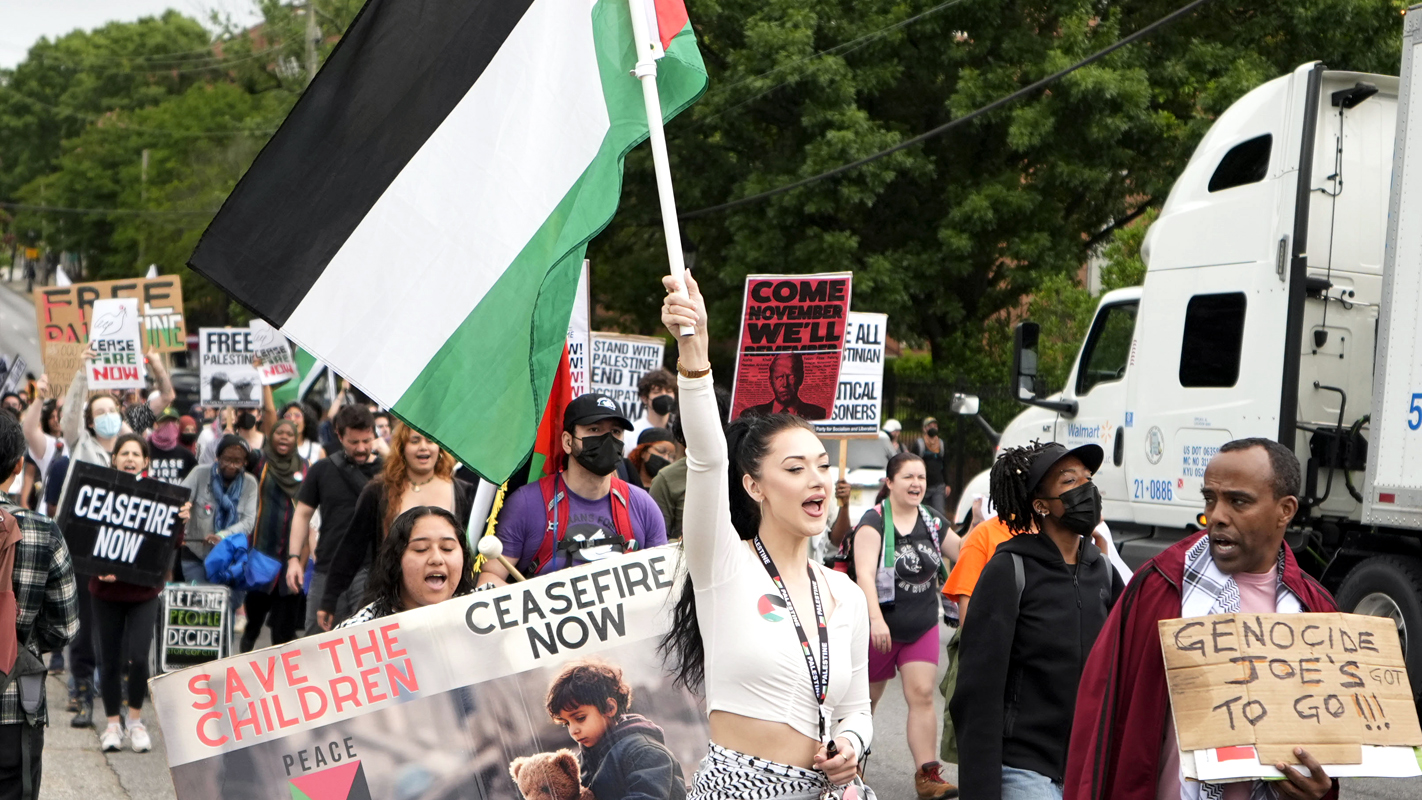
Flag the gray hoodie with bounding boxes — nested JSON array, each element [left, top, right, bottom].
[[181, 463, 258, 560]]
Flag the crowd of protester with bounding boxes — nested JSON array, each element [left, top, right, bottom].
[[0, 299, 1345, 800]]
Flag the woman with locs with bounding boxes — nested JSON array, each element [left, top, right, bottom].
[[949, 442, 1123, 800], [658, 272, 871, 799]]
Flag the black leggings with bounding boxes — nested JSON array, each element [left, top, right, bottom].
[[91, 596, 160, 718]]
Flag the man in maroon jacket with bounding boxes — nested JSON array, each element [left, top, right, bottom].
[[1065, 438, 1339, 800]]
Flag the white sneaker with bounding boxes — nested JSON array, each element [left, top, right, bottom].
[[99, 722, 124, 752], [128, 722, 151, 753]]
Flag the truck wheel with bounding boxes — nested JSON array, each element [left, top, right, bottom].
[[1335, 556, 1422, 700]]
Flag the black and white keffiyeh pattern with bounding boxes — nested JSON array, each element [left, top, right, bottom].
[[1178, 536, 1302, 800]]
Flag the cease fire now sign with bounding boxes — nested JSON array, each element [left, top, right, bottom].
[[1159, 612, 1422, 765]]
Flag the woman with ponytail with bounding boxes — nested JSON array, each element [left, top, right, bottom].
[[657, 273, 871, 800]]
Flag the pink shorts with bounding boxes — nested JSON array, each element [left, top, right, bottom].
[[868, 625, 940, 682]]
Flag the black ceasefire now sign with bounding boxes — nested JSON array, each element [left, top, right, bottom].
[[57, 461, 190, 587]]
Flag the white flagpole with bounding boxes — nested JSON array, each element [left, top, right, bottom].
[[627, 0, 694, 336]]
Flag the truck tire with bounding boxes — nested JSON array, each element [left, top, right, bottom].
[[1335, 556, 1422, 701]]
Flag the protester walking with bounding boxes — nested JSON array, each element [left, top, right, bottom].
[[319, 423, 474, 630], [0, 411, 79, 800], [90, 435, 189, 753], [478, 394, 666, 586], [848, 452, 960, 799], [627, 427, 678, 491], [181, 435, 258, 583], [1065, 439, 1338, 800], [338, 506, 473, 628], [908, 419, 949, 514], [286, 405, 383, 633], [657, 272, 871, 799], [950, 442, 1122, 800], [146, 410, 198, 485], [260, 385, 325, 463], [239, 420, 309, 651]]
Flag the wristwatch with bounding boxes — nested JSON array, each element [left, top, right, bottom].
[[677, 360, 711, 379]]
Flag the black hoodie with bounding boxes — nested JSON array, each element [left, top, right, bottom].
[[949, 531, 1124, 799], [579, 714, 687, 800]]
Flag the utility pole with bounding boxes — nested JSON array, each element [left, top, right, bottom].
[[139, 148, 149, 267], [305, 0, 318, 85]]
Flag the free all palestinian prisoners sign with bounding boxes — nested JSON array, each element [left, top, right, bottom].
[[55, 461, 190, 587], [1159, 612, 1422, 765]]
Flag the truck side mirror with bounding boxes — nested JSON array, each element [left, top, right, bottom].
[[1011, 321, 1078, 416], [950, 393, 980, 416]]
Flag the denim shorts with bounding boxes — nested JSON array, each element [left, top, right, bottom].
[[1001, 765, 1063, 800]]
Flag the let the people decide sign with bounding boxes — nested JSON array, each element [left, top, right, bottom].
[[56, 461, 190, 587]]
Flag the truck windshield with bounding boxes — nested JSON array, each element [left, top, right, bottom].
[[1077, 301, 1138, 395]]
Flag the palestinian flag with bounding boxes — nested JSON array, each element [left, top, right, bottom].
[[188, 0, 705, 482]]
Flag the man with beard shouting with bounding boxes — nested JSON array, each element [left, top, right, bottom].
[[478, 393, 667, 585]]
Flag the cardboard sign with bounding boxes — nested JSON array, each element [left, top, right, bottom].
[[730, 273, 852, 422], [34, 275, 186, 352], [42, 342, 86, 399], [589, 332, 665, 421], [85, 298, 146, 390], [567, 260, 591, 398], [162, 584, 231, 672], [814, 312, 887, 437], [55, 461, 190, 587], [1, 355, 26, 394], [249, 320, 298, 385], [1159, 612, 1422, 766], [199, 327, 262, 407], [151, 548, 710, 800]]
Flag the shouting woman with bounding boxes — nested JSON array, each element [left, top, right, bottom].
[[339, 505, 474, 627]]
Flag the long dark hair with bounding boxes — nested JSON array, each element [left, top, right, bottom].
[[658, 412, 816, 692], [874, 451, 925, 504], [990, 441, 1054, 535], [363, 506, 475, 613]]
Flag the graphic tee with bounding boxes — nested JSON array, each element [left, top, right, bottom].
[[495, 477, 668, 576], [857, 505, 945, 642], [148, 443, 198, 485]]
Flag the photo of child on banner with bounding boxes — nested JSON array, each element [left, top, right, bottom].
[[729, 273, 852, 423], [55, 460, 191, 587], [199, 327, 263, 407], [85, 297, 147, 391]]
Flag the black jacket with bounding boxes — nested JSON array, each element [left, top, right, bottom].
[[949, 532, 1123, 799], [581, 715, 686, 800]]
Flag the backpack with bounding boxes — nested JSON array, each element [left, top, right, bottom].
[[529, 473, 636, 575]]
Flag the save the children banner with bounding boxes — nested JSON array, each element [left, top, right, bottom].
[[85, 298, 146, 390], [590, 332, 665, 421], [729, 273, 852, 423], [814, 312, 887, 438], [34, 274, 187, 352], [1159, 612, 1422, 779], [151, 547, 710, 799], [250, 319, 299, 385], [199, 327, 262, 407], [55, 461, 190, 587]]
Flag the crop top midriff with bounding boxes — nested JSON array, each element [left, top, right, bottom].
[[677, 374, 873, 752]]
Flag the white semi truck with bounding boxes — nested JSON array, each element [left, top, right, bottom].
[[952, 14, 1422, 698]]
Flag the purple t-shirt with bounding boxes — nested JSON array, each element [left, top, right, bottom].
[[495, 476, 668, 576]]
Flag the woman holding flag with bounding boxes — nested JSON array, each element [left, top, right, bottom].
[[658, 272, 872, 799]]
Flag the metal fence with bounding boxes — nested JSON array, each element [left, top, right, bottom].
[[883, 374, 1017, 518]]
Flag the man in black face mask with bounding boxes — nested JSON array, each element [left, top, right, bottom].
[[625, 368, 677, 457], [478, 393, 669, 586], [950, 441, 1123, 800]]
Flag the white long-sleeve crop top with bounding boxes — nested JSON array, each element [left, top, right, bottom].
[[677, 373, 873, 753]]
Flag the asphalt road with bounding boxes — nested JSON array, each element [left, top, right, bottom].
[[0, 278, 42, 382]]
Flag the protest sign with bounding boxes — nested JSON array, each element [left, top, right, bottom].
[[43, 341, 86, 399], [162, 584, 232, 672], [250, 320, 298, 385], [590, 332, 666, 421], [199, 327, 262, 407], [55, 461, 190, 586], [1, 355, 26, 394], [814, 312, 887, 437], [85, 298, 146, 390], [1159, 612, 1422, 769], [34, 275, 186, 352], [567, 260, 591, 398], [730, 273, 852, 422], [151, 548, 709, 800]]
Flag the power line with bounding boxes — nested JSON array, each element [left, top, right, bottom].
[[28, 46, 282, 76], [0, 201, 216, 217], [680, 0, 1215, 220]]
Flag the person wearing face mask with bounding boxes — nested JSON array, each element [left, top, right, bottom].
[[178, 415, 201, 453], [625, 368, 676, 458], [949, 442, 1122, 800], [627, 427, 677, 490], [909, 418, 950, 514], [146, 410, 198, 485], [478, 393, 667, 586]]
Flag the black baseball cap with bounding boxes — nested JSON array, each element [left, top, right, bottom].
[[563, 393, 634, 433], [1025, 441, 1104, 494]]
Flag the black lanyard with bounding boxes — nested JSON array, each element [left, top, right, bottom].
[[752, 536, 831, 741]]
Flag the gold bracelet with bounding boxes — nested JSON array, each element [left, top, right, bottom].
[[677, 360, 711, 379]]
